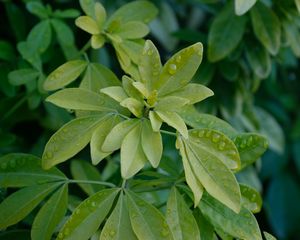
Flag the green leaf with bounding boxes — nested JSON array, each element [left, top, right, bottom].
[[263, 232, 277, 240], [0, 153, 66, 188], [245, 43, 271, 79], [141, 119, 163, 168], [166, 187, 200, 240], [189, 128, 241, 170], [156, 111, 188, 138], [115, 21, 149, 39], [122, 76, 143, 100], [177, 138, 204, 206], [155, 96, 189, 112], [208, 2, 247, 62], [17, 41, 41, 70], [100, 192, 137, 240], [26, 2, 48, 19], [80, 63, 121, 92], [106, 0, 158, 26], [178, 106, 238, 138], [168, 83, 214, 104], [296, 0, 300, 13], [199, 192, 262, 240], [31, 184, 68, 240], [0, 183, 60, 229], [121, 122, 147, 179], [235, 0, 257, 15], [179, 130, 241, 212], [102, 119, 139, 152], [139, 40, 162, 91], [157, 42, 203, 96], [42, 114, 105, 169], [120, 98, 144, 118], [57, 188, 119, 240], [0, 230, 31, 240], [8, 68, 40, 86], [126, 190, 174, 240], [44, 60, 88, 91], [283, 20, 300, 57], [234, 133, 268, 169], [46, 88, 118, 112], [91, 115, 121, 165], [79, 0, 96, 17], [94, 2, 106, 28], [52, 9, 80, 18], [0, 40, 15, 61], [27, 20, 52, 54], [75, 16, 100, 34], [100, 86, 128, 102], [91, 34, 105, 49], [193, 208, 215, 240], [240, 184, 262, 213], [149, 111, 162, 132], [250, 2, 281, 55], [70, 160, 103, 195]]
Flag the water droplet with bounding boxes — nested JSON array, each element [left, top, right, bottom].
[[212, 133, 220, 143], [1, 162, 7, 170], [46, 152, 53, 159], [9, 159, 16, 168], [218, 141, 226, 150], [161, 229, 169, 237], [168, 64, 177, 75], [147, 49, 153, 56], [75, 209, 80, 214], [109, 230, 116, 236], [198, 130, 205, 137], [205, 130, 211, 137], [64, 228, 70, 236], [91, 201, 96, 207], [193, 44, 202, 56], [58, 232, 64, 239], [240, 141, 246, 149], [175, 55, 182, 63]]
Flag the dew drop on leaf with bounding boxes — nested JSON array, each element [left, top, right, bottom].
[[247, 136, 253, 146], [175, 55, 182, 63], [218, 141, 226, 150], [1, 162, 7, 170], [198, 130, 205, 137], [168, 64, 177, 75], [212, 133, 220, 143]]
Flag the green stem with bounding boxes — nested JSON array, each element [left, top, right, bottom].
[[1, 95, 27, 122], [68, 179, 116, 188], [121, 179, 127, 189], [77, 40, 91, 58], [118, 113, 131, 120], [160, 130, 177, 137]]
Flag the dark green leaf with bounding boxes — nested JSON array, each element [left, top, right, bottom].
[[0, 153, 66, 188], [208, 2, 247, 62], [0, 41, 15, 61], [57, 188, 119, 240], [31, 184, 68, 240], [0, 183, 60, 229], [8, 68, 40, 86], [26, 2, 48, 19]]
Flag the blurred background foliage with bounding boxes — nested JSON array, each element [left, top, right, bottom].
[[0, 0, 300, 239]]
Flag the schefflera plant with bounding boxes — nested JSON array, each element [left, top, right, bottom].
[[75, 0, 158, 79]]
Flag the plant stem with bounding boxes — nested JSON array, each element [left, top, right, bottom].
[[1, 95, 27, 122], [160, 130, 177, 137], [121, 179, 127, 189], [68, 179, 116, 188], [78, 40, 91, 57]]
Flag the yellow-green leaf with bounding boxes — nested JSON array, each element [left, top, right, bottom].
[[44, 60, 88, 91], [166, 187, 200, 240], [91, 34, 105, 49], [46, 88, 117, 112], [176, 137, 204, 206], [102, 119, 139, 152], [168, 83, 214, 105], [115, 21, 149, 39], [75, 16, 100, 34], [156, 111, 188, 138], [42, 115, 105, 169], [149, 111, 162, 132], [101, 86, 128, 102], [100, 192, 137, 240], [94, 2, 106, 29], [139, 40, 162, 91], [155, 96, 189, 112], [121, 123, 147, 179], [141, 119, 163, 168], [120, 98, 144, 118], [122, 76, 143, 100], [125, 190, 174, 240], [157, 42, 203, 96], [240, 183, 262, 213], [91, 115, 121, 165]]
